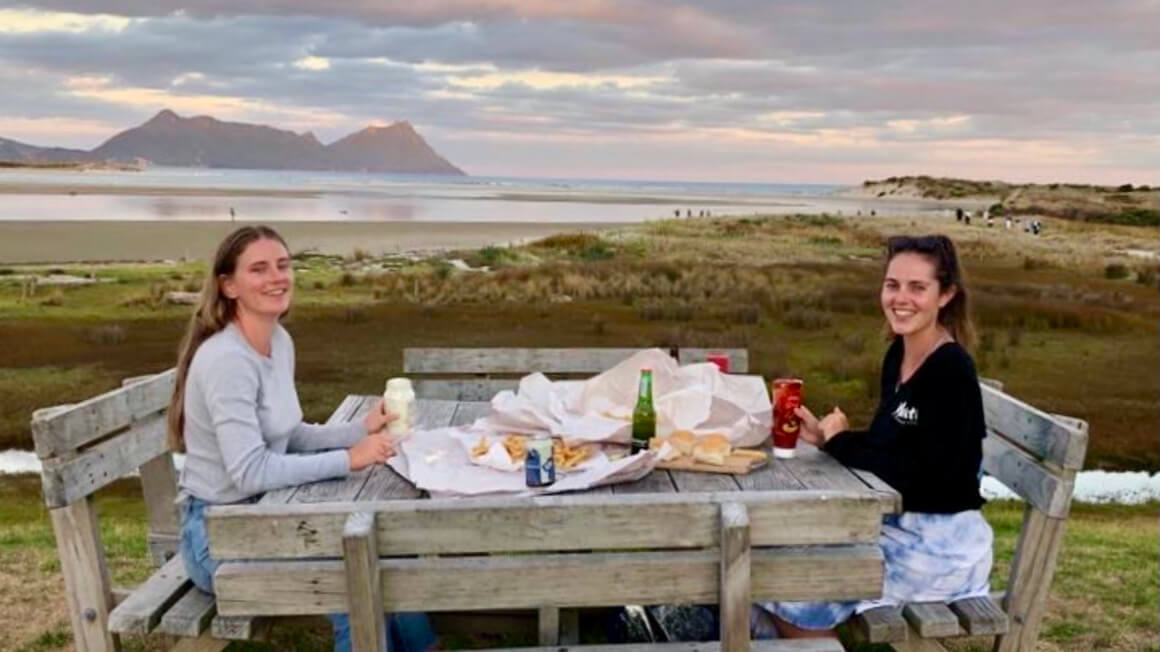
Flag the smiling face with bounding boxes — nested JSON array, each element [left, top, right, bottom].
[[220, 236, 293, 321], [881, 252, 955, 338]]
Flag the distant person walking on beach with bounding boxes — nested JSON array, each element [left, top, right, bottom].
[[955, 208, 964, 222]]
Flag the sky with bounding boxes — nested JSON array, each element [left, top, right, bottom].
[[0, 1, 1156, 184]]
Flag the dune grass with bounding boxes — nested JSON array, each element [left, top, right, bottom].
[[1, 213, 1156, 468]]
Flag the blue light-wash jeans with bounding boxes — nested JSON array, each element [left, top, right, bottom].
[[180, 495, 436, 652]]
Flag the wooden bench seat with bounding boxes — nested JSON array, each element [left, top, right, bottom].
[[107, 556, 266, 646], [850, 595, 1009, 645]]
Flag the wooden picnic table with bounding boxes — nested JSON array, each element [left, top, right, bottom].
[[38, 364, 1082, 651], [256, 394, 901, 508], [202, 394, 900, 650]]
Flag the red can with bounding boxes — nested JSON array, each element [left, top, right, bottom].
[[771, 378, 803, 458], [706, 351, 730, 373]]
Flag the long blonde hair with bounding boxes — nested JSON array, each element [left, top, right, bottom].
[[167, 225, 289, 452]]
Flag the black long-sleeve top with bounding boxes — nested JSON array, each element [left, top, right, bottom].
[[823, 337, 986, 514]]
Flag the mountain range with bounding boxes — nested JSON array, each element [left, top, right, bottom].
[[0, 109, 465, 175]]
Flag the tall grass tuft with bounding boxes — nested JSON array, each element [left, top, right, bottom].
[[782, 306, 833, 330]]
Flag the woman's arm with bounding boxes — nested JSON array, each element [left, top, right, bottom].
[[288, 399, 396, 452], [288, 420, 366, 452], [824, 358, 980, 499]]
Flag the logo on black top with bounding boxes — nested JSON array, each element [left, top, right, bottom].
[[892, 401, 918, 426]]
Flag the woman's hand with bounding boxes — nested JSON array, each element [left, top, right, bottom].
[[362, 399, 398, 435], [818, 407, 849, 443], [793, 405, 825, 446], [348, 433, 396, 471]]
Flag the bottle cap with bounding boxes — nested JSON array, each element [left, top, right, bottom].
[[385, 377, 413, 392]]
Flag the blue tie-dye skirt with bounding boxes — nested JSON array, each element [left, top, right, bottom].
[[753, 510, 993, 633]]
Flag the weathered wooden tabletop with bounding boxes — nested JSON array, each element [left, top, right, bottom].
[[258, 396, 901, 509]]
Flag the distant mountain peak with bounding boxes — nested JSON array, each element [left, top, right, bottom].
[[359, 121, 415, 134], [1, 109, 464, 174], [146, 108, 181, 125]]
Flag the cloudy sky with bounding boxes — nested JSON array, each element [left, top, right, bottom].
[[0, 1, 1156, 183]]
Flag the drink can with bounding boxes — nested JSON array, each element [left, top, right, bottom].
[[771, 378, 803, 458], [706, 352, 730, 373], [525, 434, 556, 487]]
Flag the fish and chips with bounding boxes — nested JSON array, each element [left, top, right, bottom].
[[470, 433, 594, 472]]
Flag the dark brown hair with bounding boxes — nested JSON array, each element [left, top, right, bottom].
[[167, 225, 289, 452], [885, 234, 976, 349]]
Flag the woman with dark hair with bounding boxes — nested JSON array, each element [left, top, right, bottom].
[[170, 225, 435, 651], [752, 234, 993, 639]]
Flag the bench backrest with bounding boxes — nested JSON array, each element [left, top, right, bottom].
[[979, 383, 1087, 518], [977, 382, 1088, 652], [403, 347, 749, 400], [30, 370, 181, 652], [31, 370, 180, 556], [204, 491, 886, 617]]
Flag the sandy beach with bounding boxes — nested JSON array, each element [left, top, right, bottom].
[[0, 220, 630, 264]]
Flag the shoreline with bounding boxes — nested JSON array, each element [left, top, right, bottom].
[[0, 182, 321, 198], [0, 220, 633, 264]]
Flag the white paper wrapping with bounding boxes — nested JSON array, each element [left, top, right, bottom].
[[388, 427, 656, 497], [385, 348, 771, 496], [482, 348, 771, 446]]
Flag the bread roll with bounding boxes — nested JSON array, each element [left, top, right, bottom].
[[667, 430, 697, 456], [692, 433, 732, 466]]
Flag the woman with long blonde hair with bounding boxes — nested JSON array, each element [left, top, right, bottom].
[[170, 225, 434, 652]]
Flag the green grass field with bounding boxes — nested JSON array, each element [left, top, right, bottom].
[[2, 213, 1156, 469], [1, 475, 1155, 651], [0, 212, 1157, 650]]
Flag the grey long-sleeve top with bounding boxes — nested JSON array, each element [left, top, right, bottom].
[[177, 322, 365, 504]]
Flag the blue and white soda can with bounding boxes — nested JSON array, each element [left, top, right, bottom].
[[525, 434, 556, 487]]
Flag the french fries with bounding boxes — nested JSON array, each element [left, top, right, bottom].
[[470, 436, 490, 458], [470, 434, 592, 471], [503, 434, 527, 463], [553, 439, 592, 471]]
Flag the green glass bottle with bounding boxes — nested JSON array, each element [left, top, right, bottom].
[[631, 368, 656, 453]]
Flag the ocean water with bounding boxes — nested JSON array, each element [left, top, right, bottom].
[[0, 167, 956, 223]]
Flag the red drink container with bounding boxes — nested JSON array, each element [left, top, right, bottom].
[[771, 378, 803, 458], [706, 352, 730, 373]]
